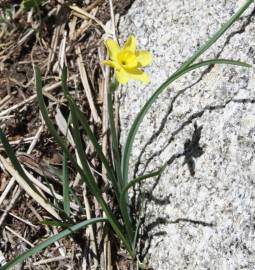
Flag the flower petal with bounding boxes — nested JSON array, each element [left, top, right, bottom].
[[136, 51, 152, 67], [123, 35, 136, 52], [115, 68, 129, 84], [128, 68, 150, 83], [101, 60, 121, 70], [104, 39, 120, 61]]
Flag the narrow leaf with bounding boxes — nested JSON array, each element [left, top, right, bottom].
[[107, 82, 135, 243], [68, 99, 130, 247], [66, 95, 119, 196], [121, 56, 252, 183], [40, 219, 73, 228], [62, 151, 70, 216], [107, 81, 123, 189], [177, 0, 254, 72], [35, 65, 133, 255], [0, 218, 107, 270], [121, 0, 254, 183], [120, 166, 164, 220]]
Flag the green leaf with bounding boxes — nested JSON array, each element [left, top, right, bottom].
[[67, 94, 133, 253], [175, 0, 254, 73], [132, 191, 145, 250], [120, 166, 164, 222], [107, 81, 135, 243], [107, 81, 123, 189], [0, 218, 107, 270], [62, 151, 70, 217], [40, 219, 73, 228], [119, 166, 165, 250], [121, 49, 253, 185], [21, 0, 42, 11], [35, 66, 134, 255], [66, 95, 119, 196]]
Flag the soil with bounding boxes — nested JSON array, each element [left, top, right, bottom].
[[0, 0, 135, 269]]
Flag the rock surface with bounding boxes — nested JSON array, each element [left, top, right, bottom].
[[118, 1, 255, 269]]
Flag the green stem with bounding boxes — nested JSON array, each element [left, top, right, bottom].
[[119, 165, 166, 247], [107, 80, 135, 245], [107, 81, 123, 190]]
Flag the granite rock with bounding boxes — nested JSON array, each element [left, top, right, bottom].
[[118, 1, 255, 269]]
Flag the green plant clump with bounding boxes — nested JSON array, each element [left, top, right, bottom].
[[0, 0, 253, 269]]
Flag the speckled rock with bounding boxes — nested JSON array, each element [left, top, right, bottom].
[[118, 1, 255, 269]]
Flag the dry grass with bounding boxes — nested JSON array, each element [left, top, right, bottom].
[[0, 0, 134, 269]]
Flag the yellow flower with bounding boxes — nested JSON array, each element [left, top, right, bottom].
[[102, 35, 152, 84]]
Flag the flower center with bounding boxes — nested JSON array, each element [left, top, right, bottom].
[[118, 50, 138, 69]]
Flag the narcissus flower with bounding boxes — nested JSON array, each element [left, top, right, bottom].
[[102, 35, 152, 84]]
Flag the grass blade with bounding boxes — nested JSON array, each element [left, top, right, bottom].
[[66, 95, 119, 196], [35, 66, 67, 151], [121, 57, 252, 183], [61, 67, 116, 189], [132, 191, 145, 250], [121, 0, 254, 182], [62, 112, 71, 217], [107, 81, 123, 189], [119, 167, 164, 222], [119, 166, 164, 246], [68, 97, 134, 253], [107, 81, 135, 243], [60, 66, 134, 254], [35, 66, 133, 254], [0, 217, 107, 270], [62, 150, 70, 217], [41, 219, 73, 227], [176, 0, 254, 72], [192, 59, 251, 68]]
